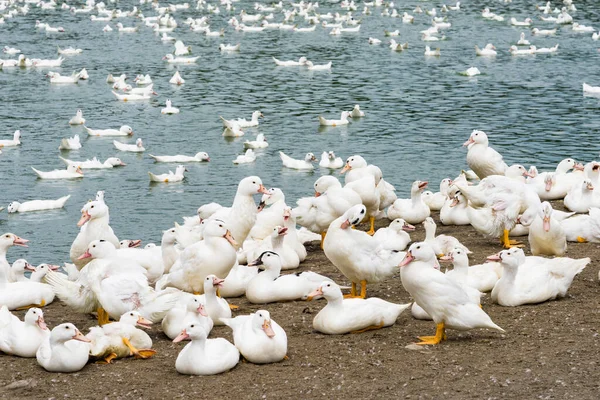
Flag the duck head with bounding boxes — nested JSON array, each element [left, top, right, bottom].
[[253, 310, 275, 338]]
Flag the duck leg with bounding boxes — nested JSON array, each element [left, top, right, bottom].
[[122, 338, 156, 359], [351, 321, 384, 334], [416, 322, 447, 345], [501, 229, 523, 249], [320, 232, 326, 250], [366, 216, 376, 236], [343, 282, 359, 298], [359, 280, 368, 299], [96, 352, 118, 364], [577, 236, 587, 243], [97, 307, 111, 326], [16, 299, 46, 310]]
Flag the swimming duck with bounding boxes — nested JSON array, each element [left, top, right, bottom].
[[32, 164, 83, 180], [350, 105, 365, 117], [60, 156, 125, 169], [368, 37, 381, 45], [245, 251, 333, 303], [424, 46, 441, 56], [150, 152, 209, 163], [221, 310, 286, 363], [163, 54, 199, 63], [87, 311, 156, 363], [279, 151, 316, 170], [46, 71, 80, 84], [488, 247, 588, 306], [159, 220, 238, 294], [0, 306, 49, 357], [70, 200, 120, 268], [305, 60, 332, 70], [59, 134, 82, 150], [57, 46, 83, 55], [112, 91, 152, 101], [149, 165, 187, 183], [219, 43, 241, 51], [532, 28, 556, 36], [220, 117, 245, 137], [324, 205, 406, 298], [161, 294, 213, 340], [422, 217, 471, 256], [399, 242, 504, 345], [510, 17, 532, 26], [113, 138, 145, 152], [36, 323, 90, 372], [442, 248, 502, 292], [244, 133, 268, 149], [372, 218, 413, 251], [517, 32, 530, 45], [526, 202, 567, 256], [319, 151, 344, 169], [116, 22, 138, 32], [475, 43, 497, 56], [233, 149, 256, 164], [173, 323, 239, 375], [134, 74, 153, 85], [7, 195, 70, 213], [0, 130, 21, 147], [319, 111, 350, 127], [463, 130, 507, 178], [161, 99, 180, 114], [226, 111, 263, 128], [68, 110, 85, 125], [85, 125, 133, 136], [561, 207, 600, 243], [272, 56, 308, 66], [308, 281, 410, 334], [169, 71, 185, 85], [387, 180, 430, 224]]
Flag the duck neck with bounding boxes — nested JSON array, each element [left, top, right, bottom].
[[411, 189, 422, 205], [261, 264, 281, 281], [451, 259, 469, 278], [272, 235, 284, 252], [424, 223, 436, 241], [500, 264, 518, 282]]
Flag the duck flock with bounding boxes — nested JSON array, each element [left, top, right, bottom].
[[0, 0, 599, 380]]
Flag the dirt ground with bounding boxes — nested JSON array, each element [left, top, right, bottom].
[[2, 207, 600, 400]]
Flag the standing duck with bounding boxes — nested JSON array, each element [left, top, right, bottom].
[[463, 130, 508, 178]]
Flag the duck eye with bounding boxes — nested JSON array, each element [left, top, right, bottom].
[[416, 246, 421, 249], [91, 205, 94, 208], [65, 326, 70, 329], [252, 181, 256, 184], [190, 325, 195, 328]]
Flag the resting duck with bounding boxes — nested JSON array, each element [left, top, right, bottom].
[[387, 180, 430, 224], [307, 281, 410, 334], [36, 323, 91, 372], [422, 217, 471, 257], [0, 306, 49, 357], [324, 205, 405, 298], [527, 158, 584, 200], [526, 202, 567, 256], [422, 178, 452, 211], [161, 294, 213, 339], [219, 262, 259, 297], [561, 207, 600, 243], [488, 248, 589, 306], [564, 179, 598, 213], [440, 190, 471, 226], [221, 310, 287, 363], [0, 259, 55, 310], [173, 323, 239, 375], [372, 218, 413, 251], [399, 242, 504, 345], [87, 311, 156, 363], [245, 251, 333, 303], [442, 248, 502, 292], [463, 130, 508, 178]]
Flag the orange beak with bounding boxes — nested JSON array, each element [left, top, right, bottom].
[[262, 320, 275, 338], [13, 236, 29, 247], [398, 251, 414, 267], [72, 329, 91, 343], [223, 230, 238, 247], [257, 184, 269, 194], [306, 286, 323, 301], [173, 329, 189, 343], [77, 210, 91, 227], [340, 163, 351, 174], [136, 316, 153, 329], [77, 250, 92, 260]]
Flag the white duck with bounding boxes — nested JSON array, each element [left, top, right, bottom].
[[149, 165, 187, 183], [112, 91, 152, 101], [279, 151, 316, 170], [245, 251, 333, 303], [116, 22, 139, 32], [442, 248, 502, 292], [158, 220, 238, 294], [422, 178, 453, 211], [7, 195, 70, 213], [440, 189, 471, 226], [173, 40, 191, 55], [249, 188, 287, 239], [0, 260, 55, 309], [318, 111, 350, 126], [423, 217, 471, 256], [85, 125, 133, 136], [173, 323, 239, 375], [526, 202, 567, 256], [399, 242, 504, 345], [463, 130, 508, 178], [219, 43, 241, 51], [87, 311, 156, 363], [70, 200, 120, 268], [163, 54, 199, 63], [387, 181, 430, 224], [272, 56, 308, 66], [564, 179, 598, 213], [46, 71, 80, 84], [517, 32, 530, 45], [36, 323, 90, 372], [32, 164, 83, 180], [219, 262, 259, 298], [201, 275, 232, 325], [161, 99, 180, 114], [221, 310, 287, 363], [319, 151, 344, 169], [308, 281, 410, 334], [293, 175, 362, 246], [220, 117, 245, 137], [561, 207, 600, 243], [424, 46, 441, 56], [68, 110, 85, 125], [488, 247, 588, 306], [59, 134, 82, 150], [0, 233, 29, 279], [161, 294, 213, 340], [150, 152, 209, 163], [350, 105, 365, 117], [0, 306, 49, 357], [114, 138, 145, 152], [244, 134, 268, 149], [60, 156, 125, 169], [372, 218, 414, 251], [233, 149, 256, 164], [169, 71, 185, 85], [0, 130, 21, 147], [324, 205, 406, 298], [228, 111, 263, 128]]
